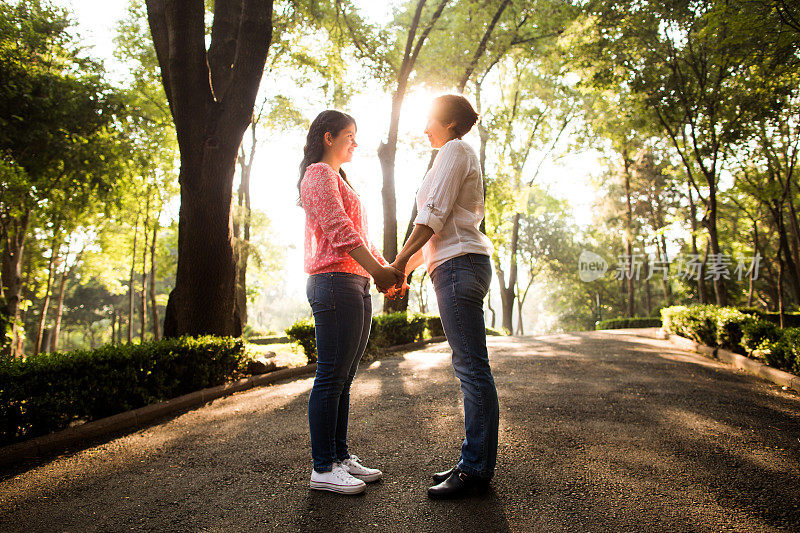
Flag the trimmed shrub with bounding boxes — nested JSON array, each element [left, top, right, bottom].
[[285, 318, 316, 363], [760, 328, 800, 373], [367, 312, 427, 351], [287, 312, 435, 362], [661, 305, 718, 346], [423, 315, 445, 337], [595, 317, 662, 330], [714, 308, 757, 353], [0, 336, 244, 446], [740, 319, 781, 354]]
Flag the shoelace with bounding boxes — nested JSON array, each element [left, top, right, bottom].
[[346, 455, 361, 465], [332, 464, 356, 482]]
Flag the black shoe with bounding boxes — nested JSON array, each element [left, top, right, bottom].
[[427, 468, 490, 500], [432, 466, 457, 484]]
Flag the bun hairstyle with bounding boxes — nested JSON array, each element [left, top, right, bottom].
[[431, 94, 479, 138], [298, 110, 357, 205]]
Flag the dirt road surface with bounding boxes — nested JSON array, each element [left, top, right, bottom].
[[2, 329, 799, 532]]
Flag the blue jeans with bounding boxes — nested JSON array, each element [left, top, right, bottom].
[[430, 253, 499, 480], [306, 272, 372, 473]]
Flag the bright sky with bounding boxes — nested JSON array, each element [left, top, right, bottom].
[[56, 0, 604, 331]]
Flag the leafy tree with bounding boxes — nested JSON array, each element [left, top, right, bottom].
[[144, 0, 274, 337]]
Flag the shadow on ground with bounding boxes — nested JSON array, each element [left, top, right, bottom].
[[1, 329, 798, 532]]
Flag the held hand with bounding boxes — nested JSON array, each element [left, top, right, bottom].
[[373, 265, 404, 293], [390, 258, 409, 287]]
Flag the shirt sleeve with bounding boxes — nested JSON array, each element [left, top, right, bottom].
[[301, 165, 365, 254], [414, 141, 470, 234]]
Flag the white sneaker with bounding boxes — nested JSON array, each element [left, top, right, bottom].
[[309, 463, 366, 495], [340, 454, 383, 482]]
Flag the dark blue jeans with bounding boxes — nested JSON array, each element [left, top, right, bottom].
[[306, 272, 372, 473], [430, 253, 499, 480]]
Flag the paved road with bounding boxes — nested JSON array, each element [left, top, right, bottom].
[[2, 329, 800, 532]]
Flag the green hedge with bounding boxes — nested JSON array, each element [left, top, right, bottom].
[[595, 317, 662, 330], [661, 305, 800, 373], [0, 336, 245, 446], [287, 312, 446, 361]]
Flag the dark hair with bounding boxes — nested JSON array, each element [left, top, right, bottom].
[[431, 94, 479, 138], [298, 110, 357, 205]]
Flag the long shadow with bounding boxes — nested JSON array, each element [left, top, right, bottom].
[[2, 332, 799, 531]]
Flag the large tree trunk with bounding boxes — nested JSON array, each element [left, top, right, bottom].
[[146, 0, 273, 338], [34, 236, 60, 355], [1, 210, 29, 357]]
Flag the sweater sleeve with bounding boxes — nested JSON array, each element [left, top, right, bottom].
[[301, 165, 365, 254], [414, 141, 470, 234]]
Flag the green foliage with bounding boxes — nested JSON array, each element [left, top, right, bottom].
[[761, 329, 800, 374], [0, 336, 245, 445], [662, 304, 800, 372], [367, 312, 427, 351], [595, 317, 662, 330], [485, 326, 507, 336], [421, 314, 444, 337], [660, 305, 720, 347], [287, 312, 435, 363], [285, 318, 316, 363], [741, 319, 781, 354]]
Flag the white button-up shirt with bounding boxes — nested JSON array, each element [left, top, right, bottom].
[[414, 138, 494, 273]]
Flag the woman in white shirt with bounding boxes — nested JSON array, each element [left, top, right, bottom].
[[391, 94, 499, 500]]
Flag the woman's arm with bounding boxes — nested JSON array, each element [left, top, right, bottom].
[[391, 224, 434, 277], [349, 246, 403, 292]]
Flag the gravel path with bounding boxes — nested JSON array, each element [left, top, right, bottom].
[[2, 328, 799, 532]]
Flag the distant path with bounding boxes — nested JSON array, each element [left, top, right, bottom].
[[2, 329, 799, 532]]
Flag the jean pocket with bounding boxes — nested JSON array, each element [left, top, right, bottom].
[[307, 275, 335, 312], [467, 255, 492, 294]]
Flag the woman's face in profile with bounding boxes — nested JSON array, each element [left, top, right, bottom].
[[327, 123, 358, 164], [424, 114, 455, 149]]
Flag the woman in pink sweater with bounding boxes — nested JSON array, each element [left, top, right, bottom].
[[298, 110, 403, 495]]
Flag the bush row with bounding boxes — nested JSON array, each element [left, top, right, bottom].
[[286, 312, 507, 361], [661, 305, 800, 374], [595, 317, 662, 330], [0, 336, 245, 446]]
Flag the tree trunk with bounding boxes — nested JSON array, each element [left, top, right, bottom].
[[643, 251, 651, 316], [235, 124, 256, 327], [146, 0, 273, 338], [495, 213, 519, 333], [50, 247, 81, 353], [748, 221, 759, 307], [487, 288, 496, 328], [1, 210, 29, 357], [128, 212, 139, 343], [378, 0, 448, 315], [623, 153, 635, 317], [150, 215, 160, 341], [34, 235, 60, 356], [702, 175, 727, 306], [687, 184, 707, 303], [140, 193, 151, 344]]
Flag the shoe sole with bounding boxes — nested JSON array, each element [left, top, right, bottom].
[[310, 480, 366, 495], [351, 471, 382, 483]]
